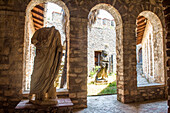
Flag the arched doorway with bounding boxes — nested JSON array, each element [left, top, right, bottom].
[[23, 0, 70, 93], [88, 3, 123, 101], [136, 11, 165, 86], [87, 9, 117, 96]]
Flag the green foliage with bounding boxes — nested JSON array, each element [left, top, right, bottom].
[[89, 66, 101, 77], [98, 81, 117, 95], [108, 72, 116, 76], [108, 81, 117, 87], [88, 81, 95, 85], [108, 72, 113, 76], [47, 17, 51, 20], [89, 71, 96, 77], [98, 86, 117, 95]]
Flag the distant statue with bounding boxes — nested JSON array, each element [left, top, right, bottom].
[[95, 50, 108, 82], [29, 26, 63, 105]]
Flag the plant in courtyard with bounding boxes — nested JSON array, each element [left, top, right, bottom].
[[108, 72, 116, 76], [89, 66, 101, 77], [108, 81, 116, 87], [98, 81, 117, 95]]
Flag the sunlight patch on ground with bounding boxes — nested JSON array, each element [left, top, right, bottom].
[[87, 75, 116, 96]]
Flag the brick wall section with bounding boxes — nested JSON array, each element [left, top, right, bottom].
[[137, 86, 165, 102], [0, 6, 25, 113], [67, 1, 89, 107], [69, 17, 88, 108], [163, 0, 170, 112], [0, 1, 29, 112]]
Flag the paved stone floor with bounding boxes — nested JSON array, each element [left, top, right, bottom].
[[73, 95, 168, 113]]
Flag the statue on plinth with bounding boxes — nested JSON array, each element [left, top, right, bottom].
[[95, 50, 108, 82], [29, 26, 63, 105]]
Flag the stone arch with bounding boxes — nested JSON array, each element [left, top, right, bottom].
[[121, 3, 167, 102], [137, 11, 165, 84], [23, 0, 70, 92], [88, 3, 124, 102]]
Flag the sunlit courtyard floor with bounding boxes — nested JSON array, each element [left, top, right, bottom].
[[87, 75, 116, 96], [73, 95, 168, 113]]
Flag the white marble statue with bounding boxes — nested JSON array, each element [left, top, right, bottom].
[[29, 26, 63, 105]]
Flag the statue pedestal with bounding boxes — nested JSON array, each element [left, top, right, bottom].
[[15, 98, 73, 113], [95, 79, 108, 85], [29, 98, 58, 105]]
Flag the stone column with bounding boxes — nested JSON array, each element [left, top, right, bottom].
[[149, 35, 153, 77], [68, 16, 88, 108], [163, 1, 170, 112]]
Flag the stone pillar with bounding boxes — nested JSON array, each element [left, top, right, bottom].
[[163, 0, 170, 112], [68, 16, 88, 108], [121, 20, 138, 103], [149, 35, 152, 76]]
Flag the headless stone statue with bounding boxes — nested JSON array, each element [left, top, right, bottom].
[[29, 26, 63, 105], [95, 50, 108, 82]]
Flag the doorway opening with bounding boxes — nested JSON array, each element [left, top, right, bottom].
[[87, 4, 123, 96], [136, 11, 165, 87], [23, 0, 69, 94]]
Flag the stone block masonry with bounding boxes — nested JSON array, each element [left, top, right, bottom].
[[163, 0, 170, 112], [137, 85, 165, 102], [0, 10, 26, 112], [0, 0, 168, 112]]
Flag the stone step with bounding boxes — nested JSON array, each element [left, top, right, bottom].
[[56, 88, 69, 98]]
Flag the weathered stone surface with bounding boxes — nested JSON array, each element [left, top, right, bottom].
[[4, 90, 15, 96], [0, 0, 168, 112], [69, 93, 77, 98], [77, 92, 86, 98]]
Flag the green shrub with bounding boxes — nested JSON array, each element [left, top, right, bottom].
[[108, 81, 117, 87], [89, 66, 101, 77]]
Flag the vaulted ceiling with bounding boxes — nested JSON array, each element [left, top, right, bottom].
[[136, 16, 147, 45], [31, 3, 45, 31]]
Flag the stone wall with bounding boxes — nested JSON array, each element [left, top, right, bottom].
[[0, 0, 168, 112], [142, 20, 163, 83], [137, 85, 165, 102], [139, 14, 165, 84], [163, 0, 170, 112], [88, 17, 116, 75], [0, 0, 29, 112]]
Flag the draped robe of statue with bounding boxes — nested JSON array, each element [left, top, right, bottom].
[[29, 27, 63, 104]]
